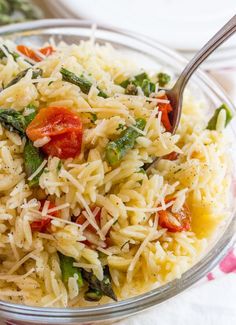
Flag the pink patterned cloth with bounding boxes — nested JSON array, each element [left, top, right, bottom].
[[207, 246, 236, 281]]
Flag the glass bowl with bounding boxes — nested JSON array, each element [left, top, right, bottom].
[[0, 19, 235, 325]]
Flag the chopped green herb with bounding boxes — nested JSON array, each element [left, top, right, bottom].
[[157, 72, 171, 87], [5, 68, 42, 88], [57, 160, 62, 172], [58, 253, 83, 288], [82, 266, 117, 301], [97, 89, 108, 99], [48, 80, 54, 86], [207, 103, 233, 130], [174, 168, 182, 174], [141, 79, 155, 97], [89, 112, 97, 124], [23, 140, 45, 187], [60, 67, 108, 98], [105, 118, 146, 165], [116, 123, 126, 131]]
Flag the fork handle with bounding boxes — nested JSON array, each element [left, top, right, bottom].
[[174, 14, 236, 94]]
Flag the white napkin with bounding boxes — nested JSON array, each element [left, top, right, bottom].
[[117, 274, 236, 325]]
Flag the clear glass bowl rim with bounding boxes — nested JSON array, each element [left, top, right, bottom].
[[0, 19, 235, 323]]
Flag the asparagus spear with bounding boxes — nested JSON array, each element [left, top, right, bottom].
[[5, 68, 42, 88], [0, 106, 45, 187], [0, 109, 26, 136], [23, 140, 45, 187], [0, 104, 37, 136], [58, 253, 83, 288], [105, 118, 146, 165], [207, 104, 233, 130], [60, 67, 108, 98], [157, 72, 171, 87], [82, 266, 117, 301], [84, 287, 103, 302], [0, 45, 19, 61], [120, 72, 148, 89], [24, 104, 37, 127], [141, 79, 155, 97], [120, 72, 155, 97]]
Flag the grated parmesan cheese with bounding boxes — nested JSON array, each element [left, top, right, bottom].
[[28, 160, 47, 181]]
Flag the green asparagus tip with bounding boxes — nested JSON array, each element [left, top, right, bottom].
[[207, 103, 233, 130], [84, 288, 103, 302], [157, 72, 171, 87]]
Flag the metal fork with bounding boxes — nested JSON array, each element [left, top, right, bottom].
[[145, 14, 236, 172]]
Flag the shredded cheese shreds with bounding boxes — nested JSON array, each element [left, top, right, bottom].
[[60, 169, 84, 192], [127, 218, 157, 282], [7, 250, 39, 275], [41, 200, 50, 217], [77, 192, 105, 240], [43, 294, 63, 307], [47, 203, 70, 214], [101, 217, 118, 237], [30, 209, 83, 228], [73, 263, 98, 269], [28, 160, 47, 181]]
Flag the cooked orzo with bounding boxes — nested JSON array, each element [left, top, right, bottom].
[[0, 37, 233, 307]]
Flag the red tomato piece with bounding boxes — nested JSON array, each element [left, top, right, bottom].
[[158, 203, 191, 233], [164, 151, 179, 161], [30, 200, 58, 233], [75, 207, 111, 247], [76, 207, 101, 232], [158, 94, 173, 132], [30, 218, 51, 233], [17, 45, 54, 62], [26, 106, 83, 159], [39, 46, 54, 57]]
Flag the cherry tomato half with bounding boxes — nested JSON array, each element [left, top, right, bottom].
[[158, 203, 191, 233], [26, 106, 83, 159], [164, 151, 179, 161], [75, 208, 112, 247], [158, 94, 173, 132], [17, 45, 54, 62], [30, 200, 58, 233]]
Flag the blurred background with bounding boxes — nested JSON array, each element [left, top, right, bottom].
[[1, 0, 235, 102]]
